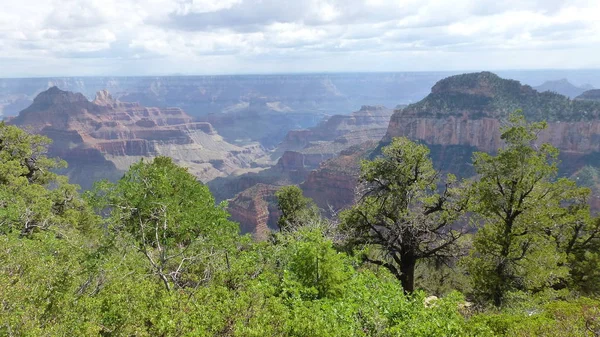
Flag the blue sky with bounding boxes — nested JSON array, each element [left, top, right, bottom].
[[1, 0, 599, 77]]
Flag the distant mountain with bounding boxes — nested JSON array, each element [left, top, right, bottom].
[[0, 73, 449, 119], [534, 78, 594, 98], [575, 89, 600, 102], [9, 87, 268, 188]]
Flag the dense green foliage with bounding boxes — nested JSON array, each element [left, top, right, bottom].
[[276, 185, 320, 231], [1, 118, 599, 336], [465, 112, 600, 306], [87, 156, 238, 291], [0, 122, 97, 236]]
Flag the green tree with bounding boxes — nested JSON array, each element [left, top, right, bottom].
[[0, 122, 96, 236], [89, 156, 237, 290], [550, 194, 600, 294], [466, 111, 590, 306], [279, 226, 352, 300], [276, 185, 319, 231], [340, 137, 469, 293]]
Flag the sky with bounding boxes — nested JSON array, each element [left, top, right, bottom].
[[1, 0, 600, 77]]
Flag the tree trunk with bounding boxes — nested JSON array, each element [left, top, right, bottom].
[[493, 261, 506, 307], [400, 256, 416, 293]]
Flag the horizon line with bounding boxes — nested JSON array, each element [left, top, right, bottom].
[[2, 68, 600, 80]]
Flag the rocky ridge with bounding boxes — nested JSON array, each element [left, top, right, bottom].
[[10, 87, 268, 188], [385, 72, 600, 153]]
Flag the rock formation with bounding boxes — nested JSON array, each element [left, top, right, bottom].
[[9, 87, 268, 188], [301, 142, 377, 212], [200, 97, 327, 148], [299, 72, 600, 222], [227, 184, 281, 240], [300, 73, 600, 217], [209, 150, 313, 203]]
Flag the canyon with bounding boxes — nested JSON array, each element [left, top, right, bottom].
[[233, 72, 600, 237], [0, 73, 447, 118], [6, 71, 600, 238], [210, 106, 395, 235], [9, 87, 268, 189], [0, 73, 449, 154]]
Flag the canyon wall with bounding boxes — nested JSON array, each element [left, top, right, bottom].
[[302, 72, 600, 219], [213, 106, 394, 234], [386, 115, 600, 154], [9, 87, 268, 189]]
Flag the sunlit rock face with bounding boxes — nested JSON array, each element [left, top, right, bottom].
[[10, 87, 268, 188], [379, 73, 600, 211], [227, 184, 281, 240]]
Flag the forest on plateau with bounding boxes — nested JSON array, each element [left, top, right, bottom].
[[1, 111, 599, 336]]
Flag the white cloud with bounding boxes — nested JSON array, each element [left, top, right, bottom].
[[0, 0, 599, 76], [176, 0, 243, 15]]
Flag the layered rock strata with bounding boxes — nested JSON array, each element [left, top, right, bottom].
[[10, 87, 268, 188]]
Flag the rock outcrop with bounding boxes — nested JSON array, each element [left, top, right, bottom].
[[303, 73, 600, 218], [10, 87, 268, 188], [227, 184, 280, 239], [380, 72, 600, 209], [210, 106, 394, 235], [209, 150, 314, 203]]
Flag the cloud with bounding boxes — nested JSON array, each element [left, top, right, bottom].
[[0, 0, 599, 76]]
